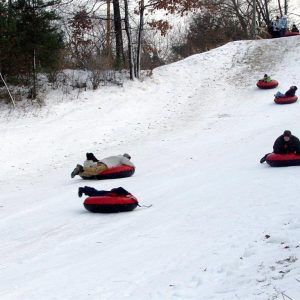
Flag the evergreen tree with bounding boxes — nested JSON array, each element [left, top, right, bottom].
[[1, 0, 64, 96]]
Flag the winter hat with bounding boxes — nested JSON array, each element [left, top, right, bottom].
[[123, 153, 131, 160], [86, 152, 99, 162], [283, 130, 291, 137]]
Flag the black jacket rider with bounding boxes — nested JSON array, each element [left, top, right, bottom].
[[273, 134, 300, 154]]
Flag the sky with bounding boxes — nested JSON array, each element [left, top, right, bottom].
[[0, 36, 300, 300]]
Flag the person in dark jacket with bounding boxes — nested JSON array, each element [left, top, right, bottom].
[[273, 130, 300, 154], [274, 86, 297, 98], [270, 16, 280, 38], [260, 130, 300, 163], [78, 186, 131, 197]]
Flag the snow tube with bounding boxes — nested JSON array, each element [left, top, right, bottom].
[[266, 153, 300, 167], [257, 80, 278, 89], [83, 195, 138, 213], [80, 165, 135, 180], [284, 32, 300, 37], [274, 95, 298, 104]]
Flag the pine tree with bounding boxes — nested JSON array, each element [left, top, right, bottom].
[[1, 0, 64, 97]]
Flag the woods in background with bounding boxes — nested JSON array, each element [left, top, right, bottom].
[[0, 0, 297, 102]]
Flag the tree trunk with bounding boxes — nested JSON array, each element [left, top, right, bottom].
[[123, 0, 134, 79], [105, 0, 112, 64], [284, 0, 288, 15], [252, 0, 256, 38], [112, 0, 125, 69], [32, 49, 37, 99], [263, 0, 270, 24], [277, 0, 283, 16], [136, 0, 144, 78]]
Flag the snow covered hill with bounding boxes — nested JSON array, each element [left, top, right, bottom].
[[1, 36, 300, 300]]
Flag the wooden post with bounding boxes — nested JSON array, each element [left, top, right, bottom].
[[0, 72, 16, 108]]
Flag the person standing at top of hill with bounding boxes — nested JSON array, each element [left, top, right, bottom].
[[274, 86, 297, 98], [71, 153, 135, 178], [279, 15, 288, 37], [270, 16, 280, 38]]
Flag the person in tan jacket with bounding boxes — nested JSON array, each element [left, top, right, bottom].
[[71, 153, 134, 178]]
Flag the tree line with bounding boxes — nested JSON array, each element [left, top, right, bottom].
[[0, 0, 293, 103]]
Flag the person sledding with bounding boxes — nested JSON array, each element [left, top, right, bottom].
[[71, 152, 135, 178], [274, 86, 297, 98], [260, 130, 300, 163], [259, 74, 272, 83], [257, 74, 278, 89], [78, 186, 131, 197]]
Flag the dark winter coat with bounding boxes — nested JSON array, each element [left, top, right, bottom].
[[273, 135, 300, 154], [292, 25, 299, 33], [285, 86, 297, 97], [80, 186, 131, 197]]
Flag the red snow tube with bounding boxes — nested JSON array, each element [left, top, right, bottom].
[[274, 95, 298, 104], [284, 32, 300, 37], [266, 153, 300, 167], [84, 195, 138, 213], [81, 165, 135, 180], [257, 80, 278, 89]]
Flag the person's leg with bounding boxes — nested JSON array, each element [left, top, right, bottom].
[[79, 163, 108, 177], [274, 91, 284, 98], [110, 187, 130, 196], [279, 29, 286, 37], [78, 186, 109, 197], [260, 153, 270, 163], [71, 164, 84, 178]]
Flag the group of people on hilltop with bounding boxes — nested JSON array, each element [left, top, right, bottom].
[[269, 15, 299, 38]]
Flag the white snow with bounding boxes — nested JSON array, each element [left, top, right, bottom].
[[1, 36, 300, 300]]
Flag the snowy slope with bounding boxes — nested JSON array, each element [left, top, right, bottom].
[[1, 36, 300, 300]]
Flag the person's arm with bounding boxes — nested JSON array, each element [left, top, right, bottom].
[[83, 160, 97, 168], [273, 137, 282, 153], [294, 137, 300, 154]]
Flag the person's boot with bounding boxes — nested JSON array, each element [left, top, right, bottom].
[[260, 154, 268, 164], [71, 164, 83, 178], [78, 187, 84, 197]]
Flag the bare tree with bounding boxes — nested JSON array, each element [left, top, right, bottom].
[[123, 0, 134, 79], [112, 0, 125, 68]]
